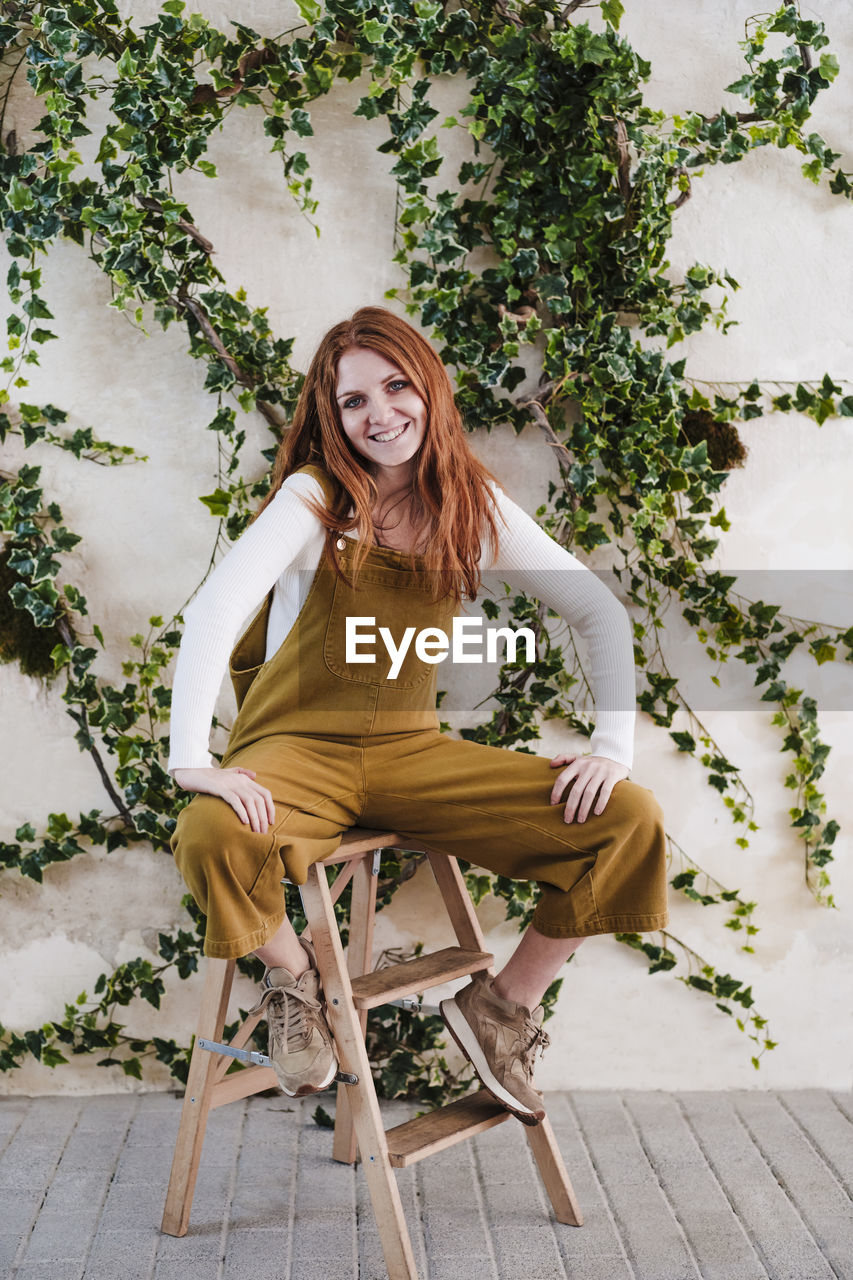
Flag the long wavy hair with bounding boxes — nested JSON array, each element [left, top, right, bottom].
[[249, 306, 507, 603]]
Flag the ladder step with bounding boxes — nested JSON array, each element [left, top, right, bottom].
[[385, 1088, 511, 1168], [349, 947, 493, 1010]]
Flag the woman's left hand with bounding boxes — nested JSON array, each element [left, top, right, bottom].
[[549, 753, 629, 824]]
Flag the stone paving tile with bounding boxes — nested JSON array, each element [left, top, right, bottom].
[[534, 1093, 633, 1280], [0, 1101, 29, 1151], [624, 1091, 766, 1280], [417, 1142, 496, 1263], [679, 1091, 837, 1280], [154, 1227, 224, 1263], [22, 1206, 101, 1265], [293, 1262, 373, 1280], [56, 1129, 128, 1173], [73, 1096, 136, 1130], [14, 1262, 87, 1280], [223, 1228, 291, 1280], [1, 1090, 852, 1278], [229, 1175, 296, 1230], [83, 1228, 160, 1280], [0, 1149, 67, 1195], [778, 1089, 853, 1193], [41, 1168, 113, 1213], [426, 1261, 501, 1280], [488, 1222, 566, 1277], [113, 1141, 173, 1186], [0, 1235, 27, 1273], [1, 1193, 45, 1241], [357, 1139, 427, 1280], [527, 1090, 627, 1280], [0, 1100, 82, 1196], [290, 1207, 357, 1261], [153, 1264, 224, 1280], [831, 1089, 853, 1126], [571, 1091, 702, 1280], [731, 1091, 853, 1278], [13, 1097, 82, 1135], [101, 1181, 169, 1227]]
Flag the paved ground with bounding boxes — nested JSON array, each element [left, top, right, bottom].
[[1, 1089, 851, 1279]]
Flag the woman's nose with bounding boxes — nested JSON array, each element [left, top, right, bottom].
[[368, 397, 395, 426]]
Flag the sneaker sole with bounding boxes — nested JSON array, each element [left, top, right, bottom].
[[273, 1053, 339, 1098], [439, 996, 545, 1126]]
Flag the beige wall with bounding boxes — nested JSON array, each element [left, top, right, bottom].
[[1, 0, 851, 1094]]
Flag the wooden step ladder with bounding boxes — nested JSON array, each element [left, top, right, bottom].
[[161, 829, 583, 1278]]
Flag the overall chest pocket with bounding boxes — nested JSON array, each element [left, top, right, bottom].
[[323, 570, 458, 689]]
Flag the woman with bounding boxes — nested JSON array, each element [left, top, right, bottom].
[[168, 305, 668, 1125]]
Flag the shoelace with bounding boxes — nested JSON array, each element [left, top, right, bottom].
[[519, 1020, 551, 1078], [250, 979, 323, 1049]]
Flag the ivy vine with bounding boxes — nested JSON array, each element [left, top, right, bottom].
[[1, 0, 848, 1094]]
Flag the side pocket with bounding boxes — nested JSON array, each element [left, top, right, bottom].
[[229, 589, 273, 711]]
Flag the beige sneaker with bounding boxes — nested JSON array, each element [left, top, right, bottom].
[[439, 972, 550, 1125], [249, 938, 338, 1097]]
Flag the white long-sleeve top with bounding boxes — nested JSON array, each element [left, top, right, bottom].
[[166, 471, 636, 775]]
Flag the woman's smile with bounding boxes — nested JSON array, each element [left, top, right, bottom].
[[370, 420, 410, 443]]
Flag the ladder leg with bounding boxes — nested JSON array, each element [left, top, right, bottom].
[[300, 864, 419, 1280], [161, 958, 235, 1237], [425, 850, 489, 956], [332, 851, 378, 1165], [427, 851, 583, 1225], [524, 1115, 584, 1226]]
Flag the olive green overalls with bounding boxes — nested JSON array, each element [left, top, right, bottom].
[[171, 465, 669, 959]]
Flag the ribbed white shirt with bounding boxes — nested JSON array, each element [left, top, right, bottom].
[[166, 471, 636, 775]]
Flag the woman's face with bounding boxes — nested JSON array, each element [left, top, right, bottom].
[[335, 345, 427, 483]]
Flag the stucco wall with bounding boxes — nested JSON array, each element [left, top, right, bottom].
[[1, 0, 851, 1095]]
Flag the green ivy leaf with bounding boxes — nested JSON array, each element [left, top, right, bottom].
[[294, 0, 322, 24], [600, 0, 624, 28], [199, 489, 232, 516]]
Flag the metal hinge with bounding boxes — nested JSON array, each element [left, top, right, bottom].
[[197, 1039, 358, 1085]]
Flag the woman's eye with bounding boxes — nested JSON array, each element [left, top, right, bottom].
[[343, 380, 407, 411]]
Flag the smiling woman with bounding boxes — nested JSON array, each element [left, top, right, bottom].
[[335, 348, 428, 547], [167, 304, 668, 1124]]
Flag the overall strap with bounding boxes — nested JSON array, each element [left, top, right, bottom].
[[291, 462, 337, 510], [228, 464, 336, 713]]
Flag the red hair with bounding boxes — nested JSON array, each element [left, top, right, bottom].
[[249, 306, 506, 603]]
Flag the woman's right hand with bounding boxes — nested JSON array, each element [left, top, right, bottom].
[[171, 766, 276, 834]]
